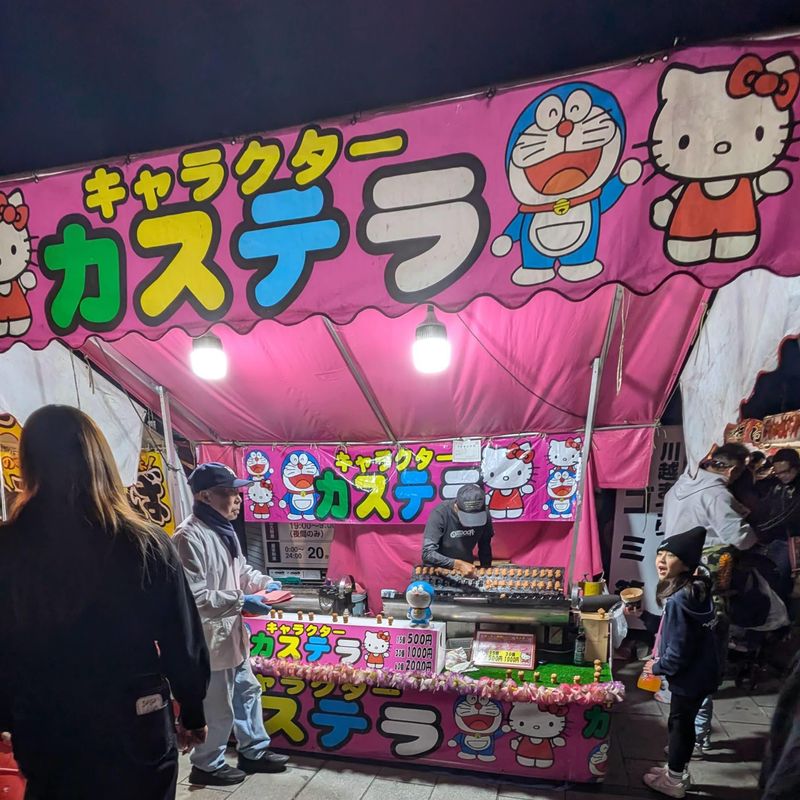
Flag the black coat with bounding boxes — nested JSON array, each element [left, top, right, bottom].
[[0, 509, 210, 800], [652, 580, 721, 698]]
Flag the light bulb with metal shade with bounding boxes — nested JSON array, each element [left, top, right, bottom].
[[412, 304, 451, 374], [190, 332, 228, 380]]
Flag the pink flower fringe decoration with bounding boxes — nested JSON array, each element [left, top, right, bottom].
[[251, 658, 625, 706]]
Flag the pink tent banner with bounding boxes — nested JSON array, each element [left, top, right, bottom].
[[0, 37, 797, 353], [202, 435, 583, 525]]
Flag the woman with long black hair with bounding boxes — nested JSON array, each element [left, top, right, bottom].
[[0, 405, 210, 799]]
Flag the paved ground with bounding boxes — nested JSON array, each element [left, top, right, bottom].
[[176, 658, 776, 800]]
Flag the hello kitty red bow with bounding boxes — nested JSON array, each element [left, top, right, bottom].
[[565, 438, 581, 450], [506, 443, 533, 464], [537, 703, 569, 717], [726, 54, 800, 110], [376, 631, 390, 642], [0, 193, 29, 231]]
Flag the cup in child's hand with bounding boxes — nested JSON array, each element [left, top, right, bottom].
[[620, 587, 643, 612]]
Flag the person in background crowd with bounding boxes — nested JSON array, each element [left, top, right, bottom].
[[642, 527, 720, 799], [760, 650, 800, 800], [749, 448, 800, 608], [662, 444, 757, 753], [730, 450, 766, 512], [0, 406, 210, 800], [174, 462, 290, 788], [664, 444, 757, 552]]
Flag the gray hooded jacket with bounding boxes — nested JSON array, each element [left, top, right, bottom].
[[663, 469, 757, 550]]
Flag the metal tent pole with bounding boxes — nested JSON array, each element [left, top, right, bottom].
[[84, 339, 222, 442], [566, 286, 624, 594], [322, 318, 397, 443], [157, 385, 189, 524]]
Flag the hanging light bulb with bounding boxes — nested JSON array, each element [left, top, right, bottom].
[[190, 332, 227, 380], [412, 304, 451, 374]]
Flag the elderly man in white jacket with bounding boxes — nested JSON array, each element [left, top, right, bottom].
[[174, 462, 289, 788]]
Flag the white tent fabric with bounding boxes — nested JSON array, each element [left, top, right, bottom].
[[0, 341, 145, 484], [681, 270, 800, 472]]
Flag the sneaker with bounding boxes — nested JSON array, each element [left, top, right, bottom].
[[654, 688, 672, 704], [238, 749, 290, 773], [643, 766, 687, 798], [189, 765, 247, 786], [650, 763, 691, 786], [698, 738, 711, 753]]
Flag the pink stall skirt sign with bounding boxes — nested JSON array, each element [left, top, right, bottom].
[[246, 614, 447, 674], [252, 667, 613, 783]]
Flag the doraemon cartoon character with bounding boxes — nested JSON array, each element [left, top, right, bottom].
[[247, 479, 274, 520], [543, 468, 578, 520], [542, 437, 581, 520], [503, 703, 568, 769], [588, 741, 609, 778], [448, 695, 505, 761], [245, 449, 273, 481], [481, 442, 534, 519], [491, 83, 642, 286], [406, 580, 435, 627], [278, 451, 321, 520]]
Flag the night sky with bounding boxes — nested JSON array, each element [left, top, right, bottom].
[[3, 0, 800, 177]]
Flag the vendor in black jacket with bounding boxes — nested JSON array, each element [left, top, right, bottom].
[[422, 484, 494, 577]]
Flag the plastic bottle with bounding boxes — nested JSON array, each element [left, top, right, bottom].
[[637, 671, 662, 692], [573, 625, 586, 665]]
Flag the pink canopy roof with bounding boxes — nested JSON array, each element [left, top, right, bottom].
[[82, 275, 708, 457]]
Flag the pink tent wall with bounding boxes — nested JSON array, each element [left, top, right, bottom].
[[90, 275, 706, 448], [84, 275, 708, 598]]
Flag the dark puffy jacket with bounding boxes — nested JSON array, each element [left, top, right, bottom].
[[652, 579, 721, 698], [760, 651, 800, 800]]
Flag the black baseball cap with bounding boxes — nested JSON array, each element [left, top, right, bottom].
[[188, 462, 253, 493], [456, 483, 488, 527]]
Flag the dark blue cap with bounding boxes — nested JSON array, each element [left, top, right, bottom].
[[188, 462, 253, 492]]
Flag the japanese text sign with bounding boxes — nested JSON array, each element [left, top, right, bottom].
[[610, 426, 685, 616], [253, 671, 612, 782], [234, 435, 583, 525], [2, 38, 800, 353], [126, 449, 175, 534], [247, 613, 446, 674]]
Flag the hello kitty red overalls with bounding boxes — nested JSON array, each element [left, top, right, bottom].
[[0, 282, 30, 323], [516, 737, 556, 762], [488, 489, 524, 515], [669, 179, 757, 240]]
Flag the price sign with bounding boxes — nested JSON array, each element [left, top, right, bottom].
[[473, 631, 536, 669], [486, 649, 523, 665], [266, 524, 332, 567]]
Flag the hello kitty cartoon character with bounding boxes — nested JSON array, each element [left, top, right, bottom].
[[364, 630, 391, 670], [247, 480, 274, 520], [0, 190, 35, 337], [503, 703, 568, 769], [543, 438, 581, 520], [481, 442, 534, 519], [648, 52, 799, 265]]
